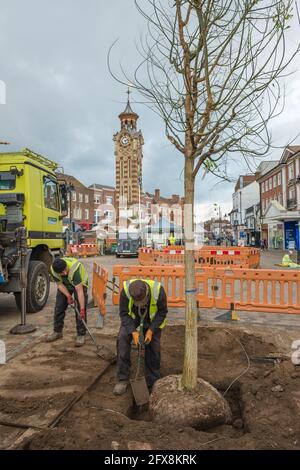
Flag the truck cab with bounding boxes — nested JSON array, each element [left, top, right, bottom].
[[116, 237, 141, 258], [0, 148, 68, 313]]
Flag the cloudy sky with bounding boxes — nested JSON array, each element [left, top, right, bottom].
[[0, 1, 300, 222]]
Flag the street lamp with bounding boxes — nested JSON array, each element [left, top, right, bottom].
[[67, 183, 75, 243]]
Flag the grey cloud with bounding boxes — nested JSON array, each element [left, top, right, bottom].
[[0, 0, 299, 218]]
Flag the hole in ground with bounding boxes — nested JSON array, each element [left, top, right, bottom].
[[128, 384, 245, 436]]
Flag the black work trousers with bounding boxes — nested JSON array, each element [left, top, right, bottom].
[[116, 325, 161, 389], [54, 287, 88, 336]]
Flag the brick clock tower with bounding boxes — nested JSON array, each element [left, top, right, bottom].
[[114, 90, 144, 217]]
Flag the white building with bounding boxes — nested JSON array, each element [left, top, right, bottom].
[[230, 175, 260, 244]]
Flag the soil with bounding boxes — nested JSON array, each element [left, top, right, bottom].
[[6, 324, 299, 451]]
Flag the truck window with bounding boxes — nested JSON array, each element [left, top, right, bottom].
[[0, 172, 16, 190], [44, 177, 60, 211]]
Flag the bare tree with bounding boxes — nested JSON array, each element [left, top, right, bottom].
[[109, 0, 299, 391]]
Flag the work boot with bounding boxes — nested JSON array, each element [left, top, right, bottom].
[[113, 381, 129, 396], [75, 335, 85, 347], [46, 332, 63, 343]]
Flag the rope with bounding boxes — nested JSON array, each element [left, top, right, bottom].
[[222, 328, 251, 397]]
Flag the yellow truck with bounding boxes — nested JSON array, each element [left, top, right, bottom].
[[0, 148, 68, 313]]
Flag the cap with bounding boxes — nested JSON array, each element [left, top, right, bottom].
[[129, 280, 149, 307]]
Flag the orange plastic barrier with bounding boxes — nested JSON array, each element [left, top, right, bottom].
[[111, 265, 300, 315], [213, 268, 300, 314], [138, 246, 260, 268], [66, 244, 99, 258], [112, 264, 187, 307], [92, 263, 108, 316]]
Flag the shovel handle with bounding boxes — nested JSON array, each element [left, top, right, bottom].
[[70, 303, 99, 349]]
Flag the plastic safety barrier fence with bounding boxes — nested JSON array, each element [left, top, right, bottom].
[[111, 265, 300, 314], [138, 246, 260, 269], [92, 263, 108, 317], [66, 244, 99, 258]]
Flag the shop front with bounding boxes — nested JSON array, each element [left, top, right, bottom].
[[284, 221, 300, 250], [268, 223, 284, 249]]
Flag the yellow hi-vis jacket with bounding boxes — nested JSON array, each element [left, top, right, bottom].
[[282, 254, 300, 268], [50, 257, 88, 287], [123, 279, 167, 329], [169, 236, 176, 245]]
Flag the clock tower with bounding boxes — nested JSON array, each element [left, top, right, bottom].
[[114, 90, 144, 213]]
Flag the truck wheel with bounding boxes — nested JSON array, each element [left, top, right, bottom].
[[14, 261, 50, 313]]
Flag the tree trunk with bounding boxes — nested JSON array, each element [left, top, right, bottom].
[[181, 156, 198, 390]]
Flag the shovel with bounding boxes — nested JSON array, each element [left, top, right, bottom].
[[71, 303, 116, 364], [130, 308, 150, 406]]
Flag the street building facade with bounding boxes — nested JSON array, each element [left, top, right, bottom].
[[229, 175, 259, 245], [257, 146, 300, 250], [89, 184, 116, 227]]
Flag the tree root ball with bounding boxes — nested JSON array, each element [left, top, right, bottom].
[[150, 375, 232, 430]]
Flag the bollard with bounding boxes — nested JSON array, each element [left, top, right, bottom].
[[230, 302, 239, 321]]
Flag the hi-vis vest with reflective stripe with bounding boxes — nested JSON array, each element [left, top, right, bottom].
[[123, 279, 167, 329], [50, 257, 88, 287], [169, 236, 176, 245]]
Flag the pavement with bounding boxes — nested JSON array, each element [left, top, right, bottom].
[[1, 249, 300, 364]]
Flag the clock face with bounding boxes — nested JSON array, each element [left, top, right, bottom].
[[121, 135, 130, 146]]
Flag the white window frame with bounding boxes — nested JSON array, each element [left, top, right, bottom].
[[85, 194, 89, 204], [288, 164, 295, 180], [269, 178, 272, 190], [289, 188, 295, 200], [79, 193, 83, 203], [278, 172, 282, 185]]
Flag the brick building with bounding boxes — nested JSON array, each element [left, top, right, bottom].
[[89, 184, 116, 226], [257, 146, 300, 249], [142, 189, 184, 227]]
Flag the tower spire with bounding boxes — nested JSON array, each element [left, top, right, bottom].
[[119, 86, 139, 131], [122, 86, 136, 115]]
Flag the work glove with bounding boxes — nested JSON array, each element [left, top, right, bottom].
[[80, 308, 86, 320], [67, 294, 74, 305], [132, 331, 140, 347], [144, 329, 153, 345]]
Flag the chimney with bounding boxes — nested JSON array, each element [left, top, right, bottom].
[[155, 189, 160, 199]]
